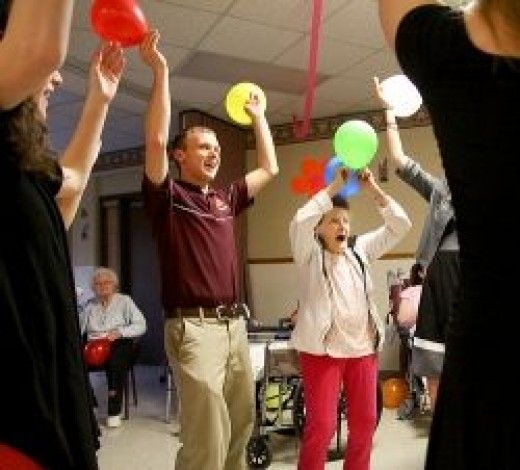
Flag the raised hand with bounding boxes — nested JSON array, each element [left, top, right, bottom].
[[139, 29, 167, 70], [359, 167, 389, 206], [358, 167, 376, 188], [333, 166, 349, 188], [244, 92, 265, 120], [326, 165, 349, 197], [373, 76, 392, 110], [90, 42, 125, 103]]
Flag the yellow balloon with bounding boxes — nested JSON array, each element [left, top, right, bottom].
[[225, 82, 266, 126]]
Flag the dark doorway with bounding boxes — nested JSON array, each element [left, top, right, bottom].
[[100, 194, 164, 365]]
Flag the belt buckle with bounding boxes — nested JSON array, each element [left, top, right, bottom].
[[215, 303, 251, 321], [215, 305, 230, 321], [238, 303, 251, 320]]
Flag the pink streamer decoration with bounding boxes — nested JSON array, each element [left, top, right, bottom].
[[292, 0, 324, 140]]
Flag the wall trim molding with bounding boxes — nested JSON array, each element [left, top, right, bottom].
[[93, 107, 431, 172], [247, 106, 431, 148], [94, 146, 145, 172]]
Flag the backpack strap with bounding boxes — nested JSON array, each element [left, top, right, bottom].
[[347, 235, 366, 285], [348, 237, 380, 348], [349, 247, 369, 312]]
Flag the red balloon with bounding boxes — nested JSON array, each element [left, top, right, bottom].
[[0, 444, 43, 470], [83, 338, 112, 368], [91, 0, 148, 47]]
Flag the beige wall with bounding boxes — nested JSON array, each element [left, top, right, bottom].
[[247, 125, 442, 259]]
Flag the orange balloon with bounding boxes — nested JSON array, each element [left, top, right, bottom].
[[382, 378, 408, 409]]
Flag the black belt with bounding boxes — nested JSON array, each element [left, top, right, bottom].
[[166, 303, 250, 320]]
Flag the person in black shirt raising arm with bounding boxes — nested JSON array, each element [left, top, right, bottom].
[[378, 1, 520, 469], [0, 1, 125, 468]]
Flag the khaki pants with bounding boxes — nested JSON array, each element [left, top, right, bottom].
[[165, 316, 255, 470]]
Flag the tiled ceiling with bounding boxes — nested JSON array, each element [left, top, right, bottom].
[[49, 0, 405, 153]]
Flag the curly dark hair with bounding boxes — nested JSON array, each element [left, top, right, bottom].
[[1, 0, 57, 177], [0, 98, 57, 176]]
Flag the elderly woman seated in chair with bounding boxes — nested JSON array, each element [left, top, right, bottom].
[[80, 267, 146, 428]]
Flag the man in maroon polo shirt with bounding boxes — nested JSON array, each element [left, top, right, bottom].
[[138, 33, 279, 470]]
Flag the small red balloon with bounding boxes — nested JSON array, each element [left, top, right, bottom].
[[91, 0, 148, 47], [0, 444, 43, 470], [83, 338, 112, 368]]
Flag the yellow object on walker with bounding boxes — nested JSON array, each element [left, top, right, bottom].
[[266, 383, 281, 411]]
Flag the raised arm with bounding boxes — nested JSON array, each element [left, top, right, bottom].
[[244, 96, 279, 198], [0, 0, 74, 109], [56, 43, 125, 229], [374, 76, 409, 169], [377, 0, 435, 48], [355, 168, 411, 262], [139, 30, 170, 186], [374, 76, 437, 201]]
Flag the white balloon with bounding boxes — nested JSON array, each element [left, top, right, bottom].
[[380, 74, 423, 118]]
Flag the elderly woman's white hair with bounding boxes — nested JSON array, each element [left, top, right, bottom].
[[91, 267, 119, 290]]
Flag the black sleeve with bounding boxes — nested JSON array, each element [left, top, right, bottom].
[[395, 4, 454, 90]]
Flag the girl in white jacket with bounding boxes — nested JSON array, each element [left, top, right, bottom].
[[290, 167, 411, 470]]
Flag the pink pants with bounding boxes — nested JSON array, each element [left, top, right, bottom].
[[298, 352, 378, 470]]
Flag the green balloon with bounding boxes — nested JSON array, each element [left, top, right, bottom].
[[333, 120, 378, 170]]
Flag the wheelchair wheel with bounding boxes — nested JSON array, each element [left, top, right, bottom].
[[292, 380, 384, 436], [247, 436, 272, 469]]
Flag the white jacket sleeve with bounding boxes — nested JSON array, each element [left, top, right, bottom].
[[355, 197, 412, 263], [289, 190, 332, 265], [78, 304, 90, 337], [119, 296, 147, 338]]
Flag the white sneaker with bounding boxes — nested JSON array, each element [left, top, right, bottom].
[[106, 415, 122, 428]]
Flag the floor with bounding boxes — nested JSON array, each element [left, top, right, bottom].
[[91, 366, 430, 470]]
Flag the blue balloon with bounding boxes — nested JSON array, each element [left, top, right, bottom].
[[324, 156, 360, 198]]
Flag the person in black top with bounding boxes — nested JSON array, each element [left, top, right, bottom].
[[378, 1, 520, 469], [0, 1, 125, 468]]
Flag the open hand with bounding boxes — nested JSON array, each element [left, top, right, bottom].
[[373, 76, 391, 110], [139, 29, 167, 71], [244, 92, 265, 120], [90, 42, 125, 103], [358, 167, 376, 188]]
